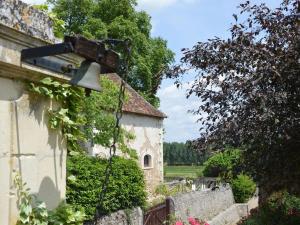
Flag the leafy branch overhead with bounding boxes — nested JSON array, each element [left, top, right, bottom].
[[43, 0, 174, 107], [169, 0, 300, 196], [84, 76, 138, 159]]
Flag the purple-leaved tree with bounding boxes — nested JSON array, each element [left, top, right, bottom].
[[169, 0, 300, 200]]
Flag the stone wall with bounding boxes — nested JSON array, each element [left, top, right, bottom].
[[85, 207, 143, 225], [170, 186, 235, 222], [208, 204, 249, 225]]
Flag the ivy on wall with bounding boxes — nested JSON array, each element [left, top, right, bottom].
[[29, 77, 86, 154], [28, 76, 137, 158]]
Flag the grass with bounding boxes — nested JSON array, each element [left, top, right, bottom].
[[164, 165, 204, 179]]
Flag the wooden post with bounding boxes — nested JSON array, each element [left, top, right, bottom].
[[166, 197, 174, 225]]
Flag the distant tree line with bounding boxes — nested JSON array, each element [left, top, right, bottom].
[[163, 142, 207, 165]]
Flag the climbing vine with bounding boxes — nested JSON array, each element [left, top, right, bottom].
[[29, 76, 137, 158], [29, 77, 86, 154]]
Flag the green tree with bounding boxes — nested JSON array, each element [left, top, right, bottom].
[[163, 142, 205, 165], [47, 0, 174, 107], [202, 148, 242, 182], [83, 76, 137, 158]]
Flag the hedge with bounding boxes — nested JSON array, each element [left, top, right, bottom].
[[66, 155, 146, 219]]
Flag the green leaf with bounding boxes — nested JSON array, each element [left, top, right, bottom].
[[69, 151, 80, 156], [67, 175, 77, 183], [20, 203, 32, 215], [40, 77, 53, 85], [58, 108, 68, 116]]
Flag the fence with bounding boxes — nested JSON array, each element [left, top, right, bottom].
[[144, 198, 173, 225]]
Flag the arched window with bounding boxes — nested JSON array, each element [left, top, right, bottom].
[[144, 154, 152, 168]]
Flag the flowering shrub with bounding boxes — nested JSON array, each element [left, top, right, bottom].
[[174, 217, 209, 225]]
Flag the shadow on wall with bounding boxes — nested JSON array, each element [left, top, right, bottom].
[[37, 176, 61, 210], [28, 92, 65, 151], [0, 78, 24, 101]]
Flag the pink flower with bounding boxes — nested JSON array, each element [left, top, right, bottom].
[[175, 221, 184, 225], [188, 217, 201, 225], [188, 217, 197, 225], [204, 223, 210, 225]]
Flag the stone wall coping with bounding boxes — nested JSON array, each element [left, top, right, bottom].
[[0, 0, 56, 42]]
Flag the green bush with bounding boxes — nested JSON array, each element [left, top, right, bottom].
[[238, 192, 300, 225], [232, 174, 256, 203], [202, 148, 241, 181], [66, 155, 147, 219], [48, 203, 86, 225]]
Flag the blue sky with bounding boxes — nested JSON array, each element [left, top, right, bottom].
[[137, 0, 280, 143], [24, 0, 280, 143]]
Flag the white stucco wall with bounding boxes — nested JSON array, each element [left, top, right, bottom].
[[92, 113, 164, 192], [0, 4, 76, 222], [0, 77, 67, 225]]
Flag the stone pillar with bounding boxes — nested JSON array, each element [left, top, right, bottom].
[[0, 1, 81, 224]]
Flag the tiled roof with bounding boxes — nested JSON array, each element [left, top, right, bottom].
[[104, 73, 167, 119]]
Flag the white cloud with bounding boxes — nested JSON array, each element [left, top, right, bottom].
[[138, 0, 176, 10], [137, 0, 196, 11], [158, 82, 203, 143], [21, 0, 46, 5]]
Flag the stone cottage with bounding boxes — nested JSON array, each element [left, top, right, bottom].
[[90, 73, 166, 192]]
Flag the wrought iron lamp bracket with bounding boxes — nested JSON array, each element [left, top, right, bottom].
[[21, 36, 120, 91]]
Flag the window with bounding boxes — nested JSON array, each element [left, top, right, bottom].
[[143, 154, 152, 168]]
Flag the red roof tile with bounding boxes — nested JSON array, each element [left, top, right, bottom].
[[104, 73, 167, 119]]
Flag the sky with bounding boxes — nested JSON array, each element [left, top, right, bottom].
[[23, 0, 280, 143]]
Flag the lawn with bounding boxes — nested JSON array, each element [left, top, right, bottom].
[[164, 165, 204, 179]]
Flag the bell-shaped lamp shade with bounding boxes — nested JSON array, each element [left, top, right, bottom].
[[70, 60, 101, 91]]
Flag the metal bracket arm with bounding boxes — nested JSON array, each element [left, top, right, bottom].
[[21, 42, 74, 61]]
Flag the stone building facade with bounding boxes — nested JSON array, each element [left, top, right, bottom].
[[90, 74, 166, 192]]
